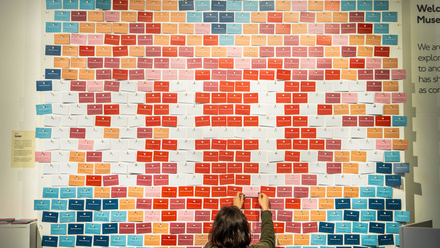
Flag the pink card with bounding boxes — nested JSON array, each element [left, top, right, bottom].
[[376, 139, 392, 150], [375, 93, 391, 103], [130, 70, 145, 80], [204, 81, 219, 91], [144, 186, 161, 197], [325, 24, 340, 34], [179, 70, 195, 80], [35, 151, 51, 163], [333, 35, 349, 45], [144, 210, 161, 222], [242, 186, 259, 197], [204, 58, 219, 69], [276, 47, 292, 57], [308, 24, 324, 34], [70, 34, 87, 45], [284, 35, 299, 46], [195, 24, 210, 34], [88, 34, 104, 45], [178, 210, 195, 221], [162, 70, 178, 80], [291, 1, 307, 10], [292, 70, 308, 80], [104, 11, 120, 22], [309, 47, 324, 57], [341, 93, 358, 103], [169, 58, 186, 69], [145, 70, 161, 80], [104, 58, 120, 68], [285, 174, 301, 185], [276, 186, 293, 197], [300, 12, 316, 23], [87, 81, 104, 92], [138, 58, 153, 69], [227, 47, 243, 57], [392, 69, 407, 80], [366, 58, 381, 68], [137, 81, 153, 92], [211, 70, 227, 80], [392, 93, 407, 103], [300, 58, 316, 69], [252, 58, 267, 69], [317, 58, 332, 68], [235, 58, 250, 69], [291, 47, 307, 57], [284, 58, 300, 68], [260, 24, 275, 34], [78, 140, 94, 150], [227, 70, 242, 80], [179, 47, 194, 57], [170, 199, 186, 209], [269, 198, 285, 209], [302, 199, 317, 209], [260, 47, 275, 57]]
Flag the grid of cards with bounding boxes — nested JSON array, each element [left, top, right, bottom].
[[36, 0, 409, 247]]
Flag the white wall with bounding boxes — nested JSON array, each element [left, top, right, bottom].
[[0, 0, 42, 218]]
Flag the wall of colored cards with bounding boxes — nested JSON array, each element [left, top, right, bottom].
[[4, 0, 440, 247]]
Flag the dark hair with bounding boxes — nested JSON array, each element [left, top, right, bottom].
[[209, 205, 251, 248]]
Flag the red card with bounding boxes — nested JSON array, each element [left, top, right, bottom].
[[259, 70, 275, 80], [203, 175, 219, 185], [243, 163, 259, 173], [70, 128, 86, 139], [138, 12, 153, 22], [121, 35, 136, 45], [243, 116, 259, 126], [204, 105, 219, 115], [111, 187, 127, 198], [86, 175, 102, 186], [285, 151, 300, 162], [178, 186, 194, 197], [317, 151, 333, 162], [187, 198, 203, 209], [145, 116, 161, 126], [195, 163, 211, 174], [293, 163, 309, 173], [95, 116, 111, 127], [219, 174, 235, 185], [153, 104, 170, 115], [277, 116, 292, 127], [161, 235, 177, 246], [153, 175, 169, 185], [359, 116, 375, 126], [309, 139, 324, 150], [162, 187, 178, 198], [137, 175, 152, 186], [211, 186, 227, 197], [145, 23, 161, 34], [211, 93, 227, 103], [375, 116, 391, 126], [301, 128, 317, 139], [359, 70, 375, 80], [303, 222, 318, 233], [292, 116, 308, 126], [162, 116, 178, 127], [375, 46, 390, 57], [227, 140, 243, 150], [285, 128, 300, 138], [227, 93, 242, 103], [136, 223, 152, 234], [145, 46, 161, 56], [277, 186, 293, 197], [112, 69, 128, 80], [219, 59, 234, 69], [327, 163, 342, 173], [235, 81, 251, 92], [236, 151, 251, 162], [235, 174, 251, 185], [153, 199, 169, 209], [341, 46, 357, 57], [137, 151, 153, 162], [243, 140, 259, 150], [366, 81, 382, 91], [137, 35, 153, 46], [195, 140, 211, 150], [119, 223, 135, 234], [243, 93, 258, 103], [317, 104, 333, 115], [235, 105, 251, 115], [277, 163, 292, 173], [294, 187, 309, 197], [227, 116, 242, 126], [153, 151, 169, 162], [195, 116, 211, 127], [86, 151, 102, 162], [342, 116, 358, 126], [203, 198, 219, 209], [162, 211, 177, 221]]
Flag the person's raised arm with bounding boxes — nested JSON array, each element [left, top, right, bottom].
[[252, 193, 275, 248], [233, 192, 244, 209]]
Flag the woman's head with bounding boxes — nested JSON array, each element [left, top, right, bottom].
[[209, 205, 251, 248]]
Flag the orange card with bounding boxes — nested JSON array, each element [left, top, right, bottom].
[[79, 23, 95, 33], [268, 35, 283, 46], [325, 47, 340, 57], [179, 23, 194, 34], [251, 12, 267, 22], [171, 12, 185, 22], [103, 128, 120, 139], [235, 35, 251, 46], [194, 235, 208, 246], [351, 151, 367, 162], [243, 47, 259, 57], [334, 151, 350, 162], [292, 24, 308, 34], [319, 198, 334, 209], [153, 223, 169, 233], [383, 81, 399, 91], [71, 58, 87, 68], [350, 104, 366, 115], [94, 187, 110, 198], [154, 128, 169, 138], [344, 187, 360, 198], [54, 34, 70, 44], [358, 46, 374, 57], [54, 57, 69, 68], [121, 11, 137, 22], [327, 187, 342, 197], [284, 12, 299, 22], [343, 163, 359, 174], [128, 211, 143, 222], [145, 0, 161, 10], [95, 163, 111, 174], [163, 0, 178, 10], [278, 234, 294, 245], [88, 11, 104, 21], [384, 128, 400, 138], [96, 23, 112, 33], [154, 12, 170, 22], [300, 35, 315, 46], [310, 210, 326, 221], [310, 187, 326, 197], [341, 70, 357, 80], [309, 0, 324, 11], [317, 12, 332, 22], [383, 58, 398, 68], [333, 12, 348, 22], [187, 35, 203, 45], [276, 1, 291, 11], [251, 35, 267, 46], [113, 23, 129, 34], [121, 58, 137, 68], [366, 34, 382, 45], [95, 46, 112, 56], [243, 24, 259, 34], [334, 104, 349, 115], [195, 46, 211, 57], [333, 58, 348, 68], [129, 0, 145, 10], [367, 128, 383, 138], [154, 35, 170, 45], [62, 69, 78, 80], [293, 210, 310, 221], [144, 235, 161, 246], [79, 69, 95, 80], [393, 139, 408, 150], [120, 199, 136, 209], [129, 46, 145, 56], [69, 175, 85, 186], [128, 186, 144, 198], [349, 35, 365, 45], [77, 163, 94, 174], [211, 47, 226, 57], [294, 234, 310, 245], [62, 46, 78, 56], [325, 0, 340, 10], [383, 104, 400, 115]]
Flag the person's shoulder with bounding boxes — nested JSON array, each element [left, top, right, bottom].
[[204, 241, 216, 248]]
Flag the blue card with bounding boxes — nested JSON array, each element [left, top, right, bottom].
[[395, 234, 400, 246], [93, 235, 109, 246], [374, 23, 389, 34], [383, 35, 398, 45], [59, 236, 75, 247], [369, 199, 385, 210], [392, 116, 407, 126], [344, 234, 360, 245], [343, 210, 359, 221], [63, 0, 78, 9], [361, 234, 377, 246], [179, 0, 195, 10], [195, 1, 210, 11], [319, 222, 335, 233], [394, 163, 410, 173], [204, 12, 219, 22], [341, 1, 356, 11], [357, 0, 372, 11], [42, 236, 58, 247], [86, 199, 101, 211], [34, 200, 51, 210], [386, 222, 401, 233], [63, 22, 79, 33], [93, 211, 110, 222], [54, 11, 70, 21], [36, 80, 53, 91], [219, 12, 234, 22], [377, 210, 393, 221], [51, 199, 68, 211], [352, 222, 368, 234], [79, 0, 95, 9], [77, 211, 93, 222], [85, 223, 101, 234], [219, 35, 235, 45], [327, 210, 343, 221], [335, 222, 351, 233], [102, 199, 118, 210], [36, 104, 52, 115], [369, 222, 385, 233], [351, 199, 367, 209], [384, 151, 400, 162], [59, 211, 75, 223], [311, 234, 326, 245], [60, 187, 76, 198], [374, 0, 389, 10], [383, 12, 398, 22], [212, 24, 227, 34], [378, 234, 394, 245], [335, 198, 351, 209], [361, 210, 376, 221], [127, 235, 144, 246], [259, 1, 274, 11], [368, 175, 384, 186], [77, 187, 93, 198], [68, 223, 84, 234], [45, 45, 61, 56], [365, 12, 381, 22], [376, 162, 392, 174], [235, 12, 250, 23], [102, 223, 118, 234], [51, 224, 67, 235], [43, 187, 59, 198], [95, 0, 111, 9], [76, 235, 93, 247], [394, 211, 410, 222], [212, 1, 226, 11], [377, 186, 393, 198], [242, 1, 258, 11], [42, 211, 59, 223], [111, 211, 127, 222], [45, 69, 61, 79], [226, 0, 242, 11], [360, 187, 376, 197], [35, 128, 51, 139], [327, 234, 343, 245], [386, 199, 402, 210], [385, 175, 401, 186], [46, 0, 62, 9], [226, 24, 242, 34], [46, 22, 62, 33], [69, 199, 85, 210], [111, 235, 127, 246], [187, 12, 203, 22]]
